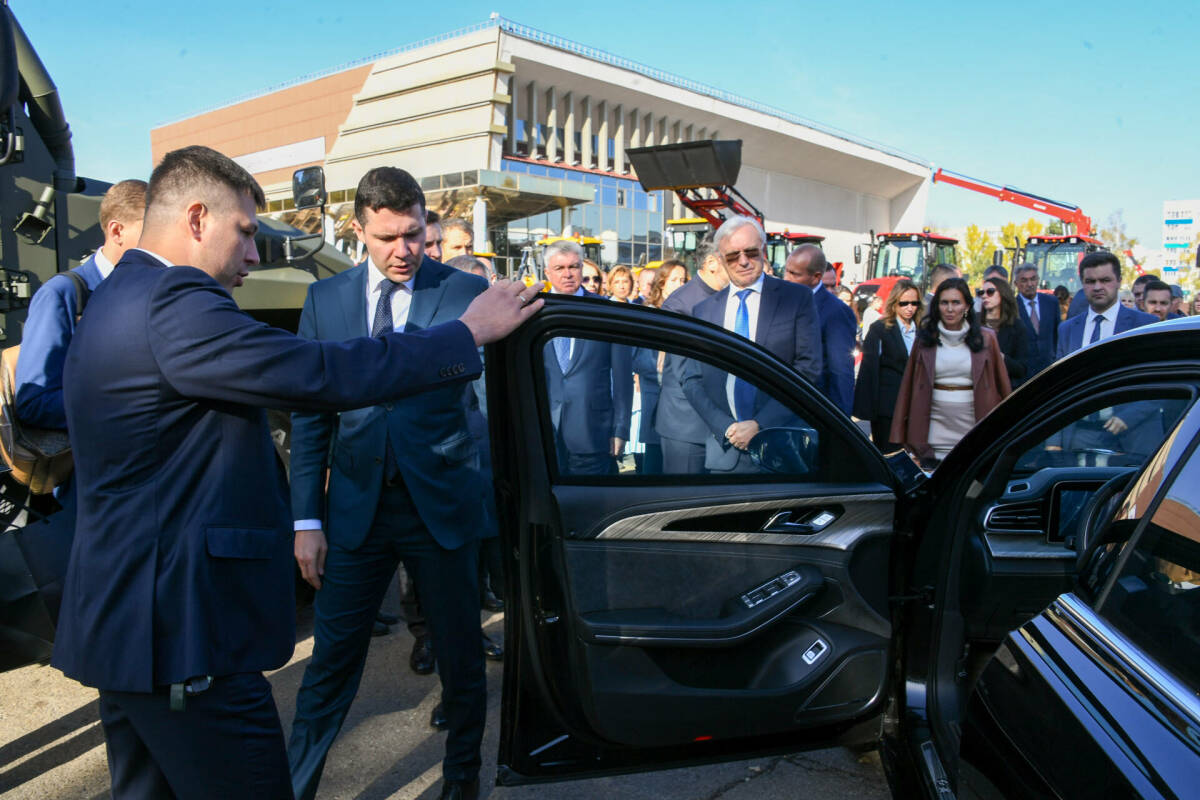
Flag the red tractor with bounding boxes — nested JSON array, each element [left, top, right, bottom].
[[852, 230, 960, 307]]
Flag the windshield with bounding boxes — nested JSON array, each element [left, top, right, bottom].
[[1026, 243, 1086, 294], [872, 241, 925, 283]]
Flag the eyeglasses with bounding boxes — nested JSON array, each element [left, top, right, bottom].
[[896, 300, 920, 307], [722, 247, 761, 265], [982, 288, 998, 297]]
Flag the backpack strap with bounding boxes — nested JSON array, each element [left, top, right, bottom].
[[64, 270, 91, 321]]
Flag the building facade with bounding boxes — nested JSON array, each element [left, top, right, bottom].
[[153, 18, 932, 281]]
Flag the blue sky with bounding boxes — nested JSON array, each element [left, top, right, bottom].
[[13, 0, 1196, 247]]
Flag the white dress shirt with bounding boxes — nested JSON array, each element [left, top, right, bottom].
[[549, 285, 585, 360], [365, 259, 415, 334], [93, 248, 116, 279], [723, 273, 765, 417], [1084, 301, 1118, 344]]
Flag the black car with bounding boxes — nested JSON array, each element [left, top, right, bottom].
[[485, 299, 1200, 798]]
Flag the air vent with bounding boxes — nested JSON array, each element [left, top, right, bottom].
[[1007, 482, 1030, 494], [985, 500, 1045, 532]]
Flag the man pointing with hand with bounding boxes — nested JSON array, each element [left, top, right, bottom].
[[52, 145, 540, 799]]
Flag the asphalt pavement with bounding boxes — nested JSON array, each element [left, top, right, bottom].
[[0, 586, 889, 800]]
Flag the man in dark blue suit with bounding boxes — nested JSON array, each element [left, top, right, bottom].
[[783, 244, 855, 414], [1056, 251, 1156, 360], [654, 247, 728, 473], [16, 179, 145, 429], [542, 239, 633, 476], [1014, 262, 1060, 374], [683, 216, 822, 473], [287, 168, 493, 800], [53, 147, 541, 799]]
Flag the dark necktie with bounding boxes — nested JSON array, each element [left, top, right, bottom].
[[1028, 298, 1039, 334], [371, 279, 399, 337], [1089, 314, 1105, 345], [733, 288, 756, 421], [372, 279, 401, 481]]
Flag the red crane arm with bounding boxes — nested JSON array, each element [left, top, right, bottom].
[[932, 168, 1094, 236]]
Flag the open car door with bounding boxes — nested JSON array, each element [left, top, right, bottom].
[[486, 296, 911, 785]]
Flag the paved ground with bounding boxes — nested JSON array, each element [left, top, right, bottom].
[[0, 589, 889, 800]]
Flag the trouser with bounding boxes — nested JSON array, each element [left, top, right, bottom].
[[99, 672, 291, 799], [660, 436, 706, 474], [869, 417, 901, 453], [288, 483, 485, 800]]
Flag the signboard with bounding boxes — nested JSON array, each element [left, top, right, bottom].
[[1162, 199, 1199, 269]]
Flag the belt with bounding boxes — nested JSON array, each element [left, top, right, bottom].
[[169, 675, 213, 711], [933, 383, 972, 391]]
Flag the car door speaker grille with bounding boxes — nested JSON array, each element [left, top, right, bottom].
[[985, 500, 1045, 532]]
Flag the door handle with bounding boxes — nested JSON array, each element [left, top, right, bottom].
[[761, 509, 838, 535]]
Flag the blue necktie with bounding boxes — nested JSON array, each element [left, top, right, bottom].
[[554, 337, 572, 373], [733, 289, 756, 421], [1088, 314, 1105, 345], [372, 279, 399, 337]]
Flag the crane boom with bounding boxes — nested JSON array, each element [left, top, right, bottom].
[[932, 168, 1094, 236]]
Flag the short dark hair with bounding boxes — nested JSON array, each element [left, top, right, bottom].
[[929, 262, 959, 283], [1143, 280, 1171, 297], [1078, 251, 1120, 280], [1132, 273, 1156, 289], [983, 264, 1009, 280], [354, 167, 425, 225], [146, 146, 265, 221], [786, 244, 826, 276], [425, 209, 441, 225]]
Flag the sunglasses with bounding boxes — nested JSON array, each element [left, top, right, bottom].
[[982, 287, 998, 297], [722, 247, 761, 265], [896, 300, 920, 307], [582, 276, 601, 284]]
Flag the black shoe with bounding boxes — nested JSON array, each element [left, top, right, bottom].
[[480, 588, 505, 612], [430, 702, 448, 731], [482, 632, 504, 661], [371, 620, 389, 637], [438, 777, 479, 800], [410, 636, 435, 675], [376, 610, 400, 625]]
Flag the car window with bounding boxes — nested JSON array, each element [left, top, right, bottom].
[[539, 333, 865, 483], [1096, 432, 1200, 687], [1014, 395, 1191, 474]]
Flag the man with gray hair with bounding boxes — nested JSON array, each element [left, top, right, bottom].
[[654, 243, 729, 472], [442, 217, 474, 261], [682, 216, 822, 472], [542, 238, 633, 474], [1014, 261, 1059, 372]]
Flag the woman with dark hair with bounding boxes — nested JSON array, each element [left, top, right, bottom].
[[1053, 285, 1071, 321], [979, 276, 1037, 387], [890, 277, 1011, 464], [854, 279, 922, 450]]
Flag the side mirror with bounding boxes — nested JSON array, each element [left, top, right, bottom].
[[991, 249, 1004, 267], [746, 427, 819, 476], [853, 245, 862, 264], [292, 166, 326, 211]]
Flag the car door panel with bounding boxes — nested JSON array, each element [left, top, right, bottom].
[[489, 299, 903, 784]]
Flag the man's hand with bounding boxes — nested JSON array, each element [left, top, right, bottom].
[[610, 437, 625, 457], [459, 280, 544, 346], [725, 420, 760, 450], [295, 529, 328, 590], [1103, 416, 1128, 435]]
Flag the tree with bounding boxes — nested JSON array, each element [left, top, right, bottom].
[[1097, 210, 1139, 285], [998, 218, 1045, 269], [1046, 220, 1065, 235], [960, 224, 997, 286]]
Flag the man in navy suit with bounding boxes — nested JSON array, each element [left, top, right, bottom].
[[655, 246, 729, 473], [53, 146, 541, 799], [683, 216, 822, 473], [287, 168, 495, 800], [1056, 251, 1156, 360], [16, 179, 145, 429], [783, 244, 855, 414], [1014, 262, 1060, 374], [542, 239, 633, 476]]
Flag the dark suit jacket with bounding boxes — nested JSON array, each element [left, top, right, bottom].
[[853, 319, 911, 422], [15, 255, 104, 428], [1016, 292, 1060, 373], [654, 277, 718, 444], [991, 319, 1037, 388], [632, 347, 661, 445], [812, 285, 857, 414], [1055, 304, 1157, 359], [53, 250, 480, 692], [683, 276, 822, 466], [544, 291, 633, 454], [290, 258, 488, 552]]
